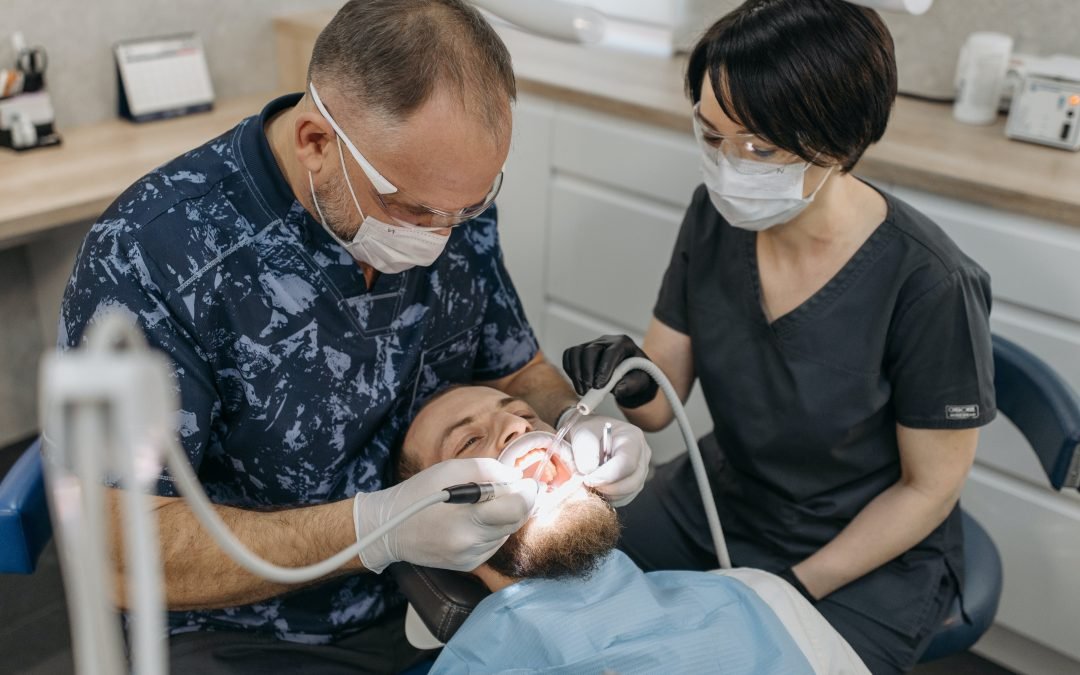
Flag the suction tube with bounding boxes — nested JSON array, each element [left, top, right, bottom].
[[165, 438, 492, 584], [577, 357, 732, 569]]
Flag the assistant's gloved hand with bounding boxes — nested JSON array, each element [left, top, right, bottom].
[[568, 415, 652, 507], [353, 458, 538, 574], [562, 335, 659, 409]]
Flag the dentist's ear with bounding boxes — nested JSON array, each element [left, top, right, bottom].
[[295, 109, 336, 174]]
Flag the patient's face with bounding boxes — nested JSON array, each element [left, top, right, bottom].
[[405, 386, 554, 464], [402, 386, 619, 580]]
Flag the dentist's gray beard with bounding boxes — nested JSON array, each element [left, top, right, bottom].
[[314, 176, 361, 241]]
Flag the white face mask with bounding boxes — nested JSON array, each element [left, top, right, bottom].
[[308, 140, 449, 274], [699, 146, 833, 232]]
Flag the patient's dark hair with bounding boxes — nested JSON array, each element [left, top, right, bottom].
[[393, 384, 467, 483], [686, 0, 897, 172]]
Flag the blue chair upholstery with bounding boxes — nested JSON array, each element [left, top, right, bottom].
[[921, 334, 1080, 661], [0, 439, 51, 574]]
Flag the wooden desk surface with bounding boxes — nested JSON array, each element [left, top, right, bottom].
[[0, 94, 273, 246], [5, 13, 1079, 246]]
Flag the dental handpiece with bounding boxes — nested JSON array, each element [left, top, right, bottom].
[[443, 481, 519, 504]]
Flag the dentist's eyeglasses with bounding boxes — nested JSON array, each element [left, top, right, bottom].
[[310, 82, 503, 229]]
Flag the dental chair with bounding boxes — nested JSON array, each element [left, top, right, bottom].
[[391, 334, 1080, 663], [3, 335, 1079, 664], [918, 334, 1080, 662], [0, 438, 48, 575]]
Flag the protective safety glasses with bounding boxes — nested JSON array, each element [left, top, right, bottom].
[[692, 103, 810, 176], [309, 83, 503, 229]]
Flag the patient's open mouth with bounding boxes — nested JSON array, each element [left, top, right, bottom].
[[514, 448, 573, 491]]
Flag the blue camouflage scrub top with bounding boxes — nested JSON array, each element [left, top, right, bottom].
[[57, 93, 540, 643]]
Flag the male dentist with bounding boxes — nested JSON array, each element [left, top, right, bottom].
[[57, 1, 650, 672]]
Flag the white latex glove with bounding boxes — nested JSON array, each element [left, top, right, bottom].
[[353, 458, 538, 573], [568, 415, 652, 507]]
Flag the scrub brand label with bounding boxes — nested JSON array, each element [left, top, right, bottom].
[[946, 404, 980, 420]]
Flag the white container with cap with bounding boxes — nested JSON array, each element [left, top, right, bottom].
[[954, 32, 1015, 125]]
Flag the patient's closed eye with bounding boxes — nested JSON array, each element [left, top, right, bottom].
[[457, 435, 483, 455]]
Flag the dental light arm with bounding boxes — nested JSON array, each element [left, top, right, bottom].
[[470, 0, 932, 46], [471, 0, 605, 43], [576, 357, 732, 569], [844, 0, 933, 14]]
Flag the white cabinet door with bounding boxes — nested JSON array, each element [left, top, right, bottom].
[[500, 94, 557, 334], [552, 106, 699, 207], [546, 175, 683, 334]]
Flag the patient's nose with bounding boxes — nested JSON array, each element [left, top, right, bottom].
[[497, 414, 533, 452]]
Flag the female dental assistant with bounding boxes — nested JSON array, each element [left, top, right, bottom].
[[563, 1, 995, 672]]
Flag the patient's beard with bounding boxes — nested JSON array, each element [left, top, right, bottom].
[[485, 490, 620, 581]]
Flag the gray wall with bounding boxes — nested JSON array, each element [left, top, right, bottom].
[[677, 0, 1080, 99], [2, 0, 344, 129], [0, 1, 343, 444]]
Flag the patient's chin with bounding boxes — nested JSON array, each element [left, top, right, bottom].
[[485, 489, 620, 581]]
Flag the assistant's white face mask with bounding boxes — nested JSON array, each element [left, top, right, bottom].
[[308, 139, 449, 274], [700, 148, 833, 232]]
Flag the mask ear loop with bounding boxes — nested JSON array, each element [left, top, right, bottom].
[[307, 172, 328, 225], [337, 137, 368, 224], [805, 163, 836, 201]]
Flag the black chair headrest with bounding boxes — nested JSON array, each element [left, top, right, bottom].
[[389, 562, 491, 644]]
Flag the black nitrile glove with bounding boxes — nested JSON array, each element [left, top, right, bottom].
[[562, 335, 659, 409]]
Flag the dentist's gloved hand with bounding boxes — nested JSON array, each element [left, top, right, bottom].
[[353, 458, 538, 574], [563, 335, 658, 409], [568, 415, 652, 507]]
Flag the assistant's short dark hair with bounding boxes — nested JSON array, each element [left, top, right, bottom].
[[686, 0, 897, 172], [308, 0, 516, 132]]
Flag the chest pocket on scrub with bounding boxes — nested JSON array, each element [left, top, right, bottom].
[[409, 324, 483, 416]]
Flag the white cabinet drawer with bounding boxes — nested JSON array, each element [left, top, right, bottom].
[[546, 175, 682, 333], [542, 302, 714, 466], [963, 466, 1080, 662], [552, 105, 700, 207], [891, 186, 1080, 321]]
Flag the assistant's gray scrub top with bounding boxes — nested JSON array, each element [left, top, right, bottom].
[[653, 184, 995, 636], [58, 94, 540, 643]]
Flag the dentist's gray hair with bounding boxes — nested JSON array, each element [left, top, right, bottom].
[[307, 0, 516, 137]]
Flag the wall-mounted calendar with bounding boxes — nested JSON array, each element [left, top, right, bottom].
[[114, 34, 215, 122]]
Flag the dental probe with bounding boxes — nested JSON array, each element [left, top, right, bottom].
[[600, 422, 613, 465]]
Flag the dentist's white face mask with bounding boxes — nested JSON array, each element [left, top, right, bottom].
[[694, 120, 833, 232], [308, 146, 448, 274]]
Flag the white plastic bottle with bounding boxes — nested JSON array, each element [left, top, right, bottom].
[[954, 32, 1015, 125]]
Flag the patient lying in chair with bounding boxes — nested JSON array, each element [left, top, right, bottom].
[[397, 386, 869, 674]]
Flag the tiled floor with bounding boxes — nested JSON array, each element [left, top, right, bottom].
[[1, 438, 1017, 675]]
